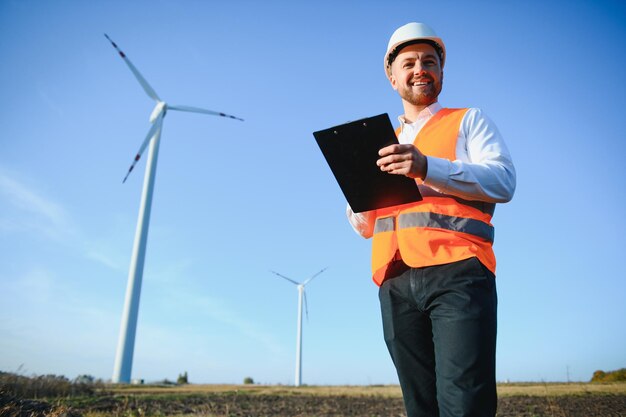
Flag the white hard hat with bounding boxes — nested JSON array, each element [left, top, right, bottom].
[[384, 22, 446, 77]]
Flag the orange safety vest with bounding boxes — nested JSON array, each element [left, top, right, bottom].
[[371, 108, 496, 286]]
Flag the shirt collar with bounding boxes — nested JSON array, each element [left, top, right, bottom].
[[397, 102, 442, 129]]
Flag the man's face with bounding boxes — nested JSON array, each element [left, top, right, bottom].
[[389, 43, 443, 107]]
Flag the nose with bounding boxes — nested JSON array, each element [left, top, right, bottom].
[[413, 61, 427, 76]]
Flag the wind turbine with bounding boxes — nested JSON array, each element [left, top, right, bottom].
[[105, 34, 243, 384], [271, 267, 328, 387]]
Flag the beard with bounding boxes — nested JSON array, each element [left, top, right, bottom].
[[398, 77, 443, 107]]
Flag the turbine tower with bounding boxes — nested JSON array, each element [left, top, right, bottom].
[[271, 267, 327, 387], [105, 34, 243, 384]]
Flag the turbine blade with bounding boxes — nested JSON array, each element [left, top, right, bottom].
[[304, 290, 309, 322], [302, 267, 328, 286], [168, 104, 244, 122], [122, 116, 162, 183], [104, 34, 161, 102], [270, 270, 299, 285]]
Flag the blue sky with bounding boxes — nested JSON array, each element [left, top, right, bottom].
[[1, 0, 625, 385]]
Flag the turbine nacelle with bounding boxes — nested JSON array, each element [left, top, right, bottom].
[[150, 101, 167, 123]]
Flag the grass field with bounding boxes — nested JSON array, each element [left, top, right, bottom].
[[108, 381, 626, 397], [93, 382, 626, 416], [3, 381, 626, 417]]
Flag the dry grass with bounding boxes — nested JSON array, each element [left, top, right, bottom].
[[0, 372, 103, 399], [107, 381, 626, 397], [497, 381, 626, 397], [109, 383, 404, 397]]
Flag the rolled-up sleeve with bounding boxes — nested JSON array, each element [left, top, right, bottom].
[[346, 204, 376, 239]]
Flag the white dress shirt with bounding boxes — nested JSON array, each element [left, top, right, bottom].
[[347, 102, 516, 238]]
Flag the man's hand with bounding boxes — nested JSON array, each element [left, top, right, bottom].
[[377, 144, 428, 180]]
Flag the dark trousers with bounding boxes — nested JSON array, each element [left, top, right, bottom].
[[379, 257, 497, 417]]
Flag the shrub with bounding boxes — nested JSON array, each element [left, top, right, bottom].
[[74, 374, 95, 384], [177, 371, 188, 385], [591, 370, 606, 382], [243, 377, 254, 384], [0, 371, 103, 399], [591, 368, 626, 382]]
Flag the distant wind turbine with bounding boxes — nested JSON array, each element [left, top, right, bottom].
[[271, 267, 328, 387], [105, 34, 243, 384]]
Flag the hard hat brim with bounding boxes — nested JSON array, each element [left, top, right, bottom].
[[385, 37, 446, 78]]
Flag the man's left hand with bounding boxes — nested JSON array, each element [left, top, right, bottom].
[[377, 144, 428, 180]]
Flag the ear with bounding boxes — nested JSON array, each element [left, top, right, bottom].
[[389, 72, 399, 91]]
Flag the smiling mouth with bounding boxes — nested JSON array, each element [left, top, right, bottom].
[[412, 79, 431, 87]]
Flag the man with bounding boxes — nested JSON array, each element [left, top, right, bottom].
[[347, 23, 516, 417]]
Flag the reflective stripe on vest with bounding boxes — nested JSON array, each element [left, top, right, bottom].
[[399, 212, 494, 242], [374, 217, 395, 233], [375, 212, 494, 242]]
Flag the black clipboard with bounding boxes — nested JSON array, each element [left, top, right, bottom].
[[313, 113, 422, 213]]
